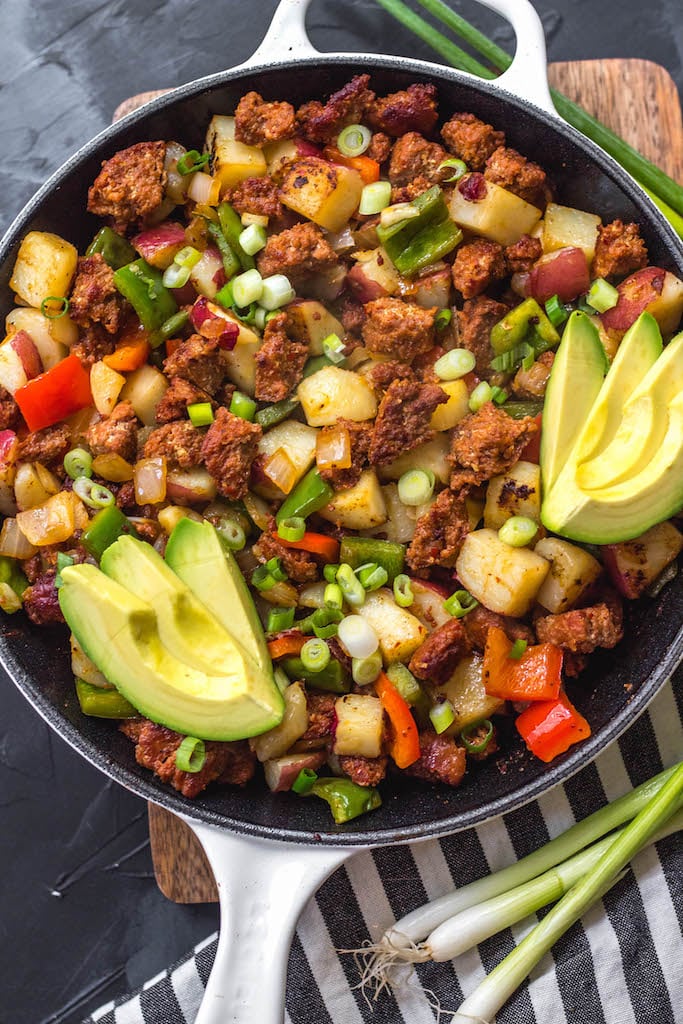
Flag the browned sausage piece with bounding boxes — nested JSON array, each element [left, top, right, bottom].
[[234, 91, 296, 146], [441, 112, 505, 170], [200, 407, 262, 500], [369, 379, 446, 467], [406, 488, 471, 573], [87, 141, 167, 231]]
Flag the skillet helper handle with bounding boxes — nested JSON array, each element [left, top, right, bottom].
[[242, 0, 319, 67], [186, 818, 354, 1024], [471, 0, 554, 114]]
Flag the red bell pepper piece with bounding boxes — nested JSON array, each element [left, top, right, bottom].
[[273, 530, 340, 563], [14, 354, 93, 432], [375, 671, 421, 768], [323, 147, 380, 184], [520, 412, 542, 463], [516, 691, 591, 762], [266, 631, 307, 660], [483, 626, 562, 702]]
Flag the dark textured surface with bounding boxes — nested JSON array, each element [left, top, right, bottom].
[[0, 2, 682, 1022]]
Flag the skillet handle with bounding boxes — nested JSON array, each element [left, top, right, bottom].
[[473, 0, 554, 115], [185, 817, 354, 1024], [242, 0, 318, 67]]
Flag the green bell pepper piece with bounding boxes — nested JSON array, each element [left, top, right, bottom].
[[502, 399, 545, 420], [82, 506, 139, 561], [218, 202, 255, 271], [376, 185, 445, 248], [490, 298, 560, 356], [86, 227, 136, 270], [302, 354, 335, 377], [207, 221, 241, 279], [113, 258, 178, 332], [281, 656, 350, 694], [392, 218, 463, 277], [255, 397, 300, 430], [309, 777, 382, 824], [276, 468, 333, 524], [0, 556, 28, 598], [75, 678, 137, 719], [338, 536, 405, 583]]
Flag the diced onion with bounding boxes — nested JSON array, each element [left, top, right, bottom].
[[91, 453, 134, 483], [358, 181, 392, 216], [337, 124, 371, 157], [16, 492, 77, 546], [326, 226, 356, 253], [263, 448, 299, 494], [0, 517, 37, 559], [260, 274, 296, 311], [338, 614, 379, 659], [187, 172, 220, 206], [316, 425, 352, 471], [434, 348, 476, 381], [14, 462, 60, 511], [243, 491, 272, 531], [134, 457, 167, 505], [164, 142, 190, 204]]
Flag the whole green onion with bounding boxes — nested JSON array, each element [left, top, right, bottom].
[[300, 637, 331, 673], [176, 736, 207, 773], [64, 447, 93, 481], [73, 478, 114, 509], [393, 573, 414, 608], [498, 516, 538, 548], [277, 516, 306, 543]]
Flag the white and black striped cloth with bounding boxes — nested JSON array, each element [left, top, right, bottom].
[[85, 674, 682, 1024]]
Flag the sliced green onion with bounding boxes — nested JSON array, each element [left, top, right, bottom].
[[176, 736, 206, 773], [498, 516, 538, 548], [277, 516, 306, 542], [177, 150, 210, 175], [587, 277, 620, 313], [322, 333, 346, 365], [461, 719, 494, 753], [215, 517, 245, 551], [260, 274, 296, 311], [73, 478, 114, 509], [430, 699, 455, 734], [386, 663, 423, 706], [231, 268, 263, 307], [292, 767, 318, 794], [64, 447, 93, 481], [229, 390, 257, 421], [336, 563, 365, 607], [490, 385, 508, 405], [267, 606, 296, 633], [358, 180, 392, 215], [468, 380, 493, 412], [352, 650, 383, 686], [239, 224, 268, 256], [338, 614, 378, 659], [521, 347, 536, 372], [323, 563, 340, 584], [398, 469, 435, 506], [265, 556, 288, 582], [439, 157, 468, 182], [311, 606, 343, 639], [187, 401, 214, 427], [337, 123, 372, 157], [444, 589, 478, 618], [356, 562, 389, 592], [434, 348, 475, 381], [508, 639, 528, 660], [41, 296, 70, 319], [162, 262, 191, 289], [490, 341, 535, 374], [544, 294, 569, 327], [324, 583, 344, 610], [393, 573, 414, 608], [174, 245, 201, 269], [301, 637, 331, 673], [435, 308, 452, 331], [251, 565, 277, 591]]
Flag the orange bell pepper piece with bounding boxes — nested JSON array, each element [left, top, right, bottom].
[[323, 147, 380, 184], [375, 671, 421, 768], [273, 530, 340, 563], [483, 626, 562, 703], [267, 632, 307, 660], [14, 354, 93, 432], [103, 335, 150, 372], [516, 691, 591, 762]]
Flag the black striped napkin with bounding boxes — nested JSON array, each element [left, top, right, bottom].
[[85, 672, 682, 1024]]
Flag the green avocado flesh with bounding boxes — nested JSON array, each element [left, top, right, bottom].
[[540, 311, 608, 494], [59, 543, 283, 741], [165, 517, 271, 677]]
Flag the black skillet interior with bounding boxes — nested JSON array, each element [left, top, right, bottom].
[[2, 56, 683, 847]]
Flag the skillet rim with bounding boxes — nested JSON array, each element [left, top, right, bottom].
[[1, 51, 682, 847]]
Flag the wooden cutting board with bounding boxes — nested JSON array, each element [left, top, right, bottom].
[[126, 58, 683, 903]]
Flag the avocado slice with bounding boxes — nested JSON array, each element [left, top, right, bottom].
[[59, 563, 284, 740], [541, 392, 683, 543], [577, 329, 683, 488], [165, 518, 270, 677], [540, 312, 608, 493], [101, 535, 261, 679]]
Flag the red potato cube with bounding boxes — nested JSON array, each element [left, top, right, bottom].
[[601, 267, 683, 336], [603, 521, 683, 598], [132, 222, 187, 269], [527, 247, 590, 303]]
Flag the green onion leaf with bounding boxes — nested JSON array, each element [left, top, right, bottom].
[[356, 562, 389, 592], [64, 447, 93, 481], [40, 296, 70, 319], [176, 736, 207, 772], [544, 294, 569, 327], [337, 124, 371, 157], [336, 563, 366, 607], [508, 639, 528, 660], [460, 719, 494, 753], [292, 767, 318, 794], [267, 606, 295, 633], [393, 573, 414, 608], [176, 150, 210, 175], [277, 516, 306, 543], [444, 589, 478, 618]]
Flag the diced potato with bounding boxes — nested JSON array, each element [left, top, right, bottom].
[[466, 495, 485, 529], [441, 655, 505, 734], [6, 307, 74, 367], [409, 578, 451, 631], [534, 537, 603, 613], [206, 115, 266, 191], [356, 587, 427, 662], [16, 490, 79, 546], [264, 138, 298, 177], [0, 341, 28, 394], [90, 361, 126, 416], [333, 693, 384, 758], [14, 462, 60, 511], [366, 483, 415, 543], [448, 180, 542, 246], [648, 271, 683, 337], [120, 364, 168, 426], [71, 634, 111, 689], [9, 231, 78, 309], [456, 528, 550, 617], [251, 682, 306, 762], [297, 366, 377, 426], [280, 158, 364, 233], [430, 379, 470, 432], [349, 247, 400, 298], [222, 339, 260, 395], [256, 420, 318, 498], [379, 434, 451, 486], [484, 461, 542, 529], [286, 300, 344, 355], [542, 203, 601, 263], [319, 469, 387, 530]]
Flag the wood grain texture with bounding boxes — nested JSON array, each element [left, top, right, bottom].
[[146, 58, 683, 904]]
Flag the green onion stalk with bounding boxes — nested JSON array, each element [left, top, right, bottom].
[[373, 0, 683, 236]]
